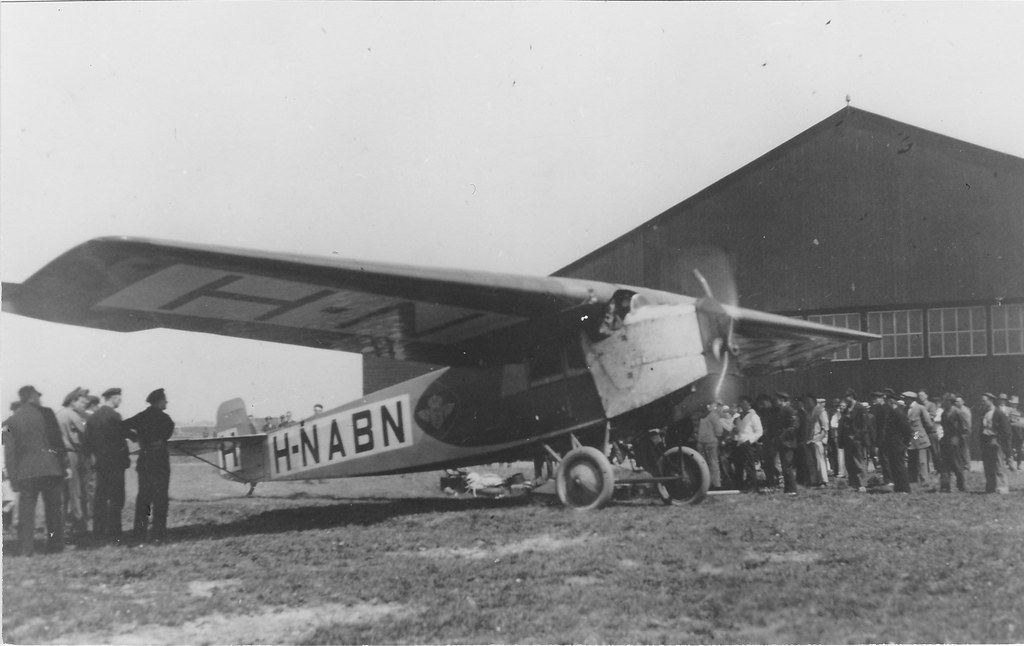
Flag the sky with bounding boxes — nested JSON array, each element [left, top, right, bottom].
[[2, 2, 1023, 424]]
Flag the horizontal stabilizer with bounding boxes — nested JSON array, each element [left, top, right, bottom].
[[167, 434, 266, 455]]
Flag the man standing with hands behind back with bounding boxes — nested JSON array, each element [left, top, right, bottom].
[[124, 388, 175, 544]]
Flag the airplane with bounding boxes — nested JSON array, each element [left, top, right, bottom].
[[1, 237, 878, 510]]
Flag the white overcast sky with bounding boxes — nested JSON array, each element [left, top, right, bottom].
[[2, 2, 1023, 423]]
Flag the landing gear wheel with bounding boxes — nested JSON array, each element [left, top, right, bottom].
[[657, 446, 710, 505], [556, 446, 616, 511]]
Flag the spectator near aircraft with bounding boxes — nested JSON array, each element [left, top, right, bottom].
[[729, 395, 763, 493], [124, 388, 175, 544], [4, 386, 69, 556], [904, 390, 935, 487], [979, 393, 1010, 494], [838, 391, 872, 492], [696, 402, 731, 490], [86, 387, 135, 543], [805, 395, 830, 488], [938, 394, 968, 492], [876, 389, 913, 493], [55, 387, 92, 537], [1008, 395, 1023, 470], [770, 392, 800, 496], [996, 394, 1017, 471]]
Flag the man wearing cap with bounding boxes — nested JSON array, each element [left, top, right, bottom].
[[838, 390, 872, 492], [904, 390, 934, 487], [877, 389, 912, 493], [4, 386, 69, 555], [978, 393, 1009, 494], [124, 388, 175, 543], [85, 388, 135, 542], [1008, 395, 1023, 470], [56, 387, 92, 537]]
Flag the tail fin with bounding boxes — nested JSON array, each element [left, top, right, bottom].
[[217, 397, 255, 435], [215, 398, 266, 483]]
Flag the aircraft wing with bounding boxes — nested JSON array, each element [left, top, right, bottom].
[[4, 237, 877, 374], [721, 304, 878, 376], [2, 237, 678, 365]]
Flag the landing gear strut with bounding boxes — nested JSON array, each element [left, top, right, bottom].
[[543, 428, 710, 510]]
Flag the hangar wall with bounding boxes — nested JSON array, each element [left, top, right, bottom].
[[557, 106, 1024, 400]]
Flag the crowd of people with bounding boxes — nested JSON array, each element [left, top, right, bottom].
[[687, 388, 1022, 497], [3, 385, 174, 556]]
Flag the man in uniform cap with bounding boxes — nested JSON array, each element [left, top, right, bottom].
[[124, 388, 175, 543], [4, 386, 69, 555], [55, 387, 93, 537], [85, 387, 135, 542]]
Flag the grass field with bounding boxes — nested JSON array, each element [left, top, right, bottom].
[[3, 459, 1024, 644]]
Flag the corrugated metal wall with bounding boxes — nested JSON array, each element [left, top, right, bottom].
[[558, 106, 1024, 401]]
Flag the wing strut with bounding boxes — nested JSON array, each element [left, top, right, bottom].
[[171, 445, 257, 490]]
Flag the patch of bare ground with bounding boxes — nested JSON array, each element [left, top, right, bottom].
[[406, 532, 593, 560], [53, 601, 409, 645]]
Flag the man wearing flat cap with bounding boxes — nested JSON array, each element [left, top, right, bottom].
[[85, 388, 135, 542], [4, 386, 69, 555], [56, 387, 92, 537], [124, 388, 175, 543]]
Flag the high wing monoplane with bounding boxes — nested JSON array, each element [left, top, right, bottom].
[[2, 237, 878, 509]]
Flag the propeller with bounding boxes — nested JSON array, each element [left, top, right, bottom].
[[686, 247, 739, 402]]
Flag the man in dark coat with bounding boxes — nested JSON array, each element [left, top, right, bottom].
[[879, 389, 912, 493], [979, 392, 1010, 494], [938, 395, 968, 492], [124, 388, 175, 543], [4, 386, 69, 555], [838, 390, 872, 492], [770, 392, 799, 496], [85, 388, 134, 542]]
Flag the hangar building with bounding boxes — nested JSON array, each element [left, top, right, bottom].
[[556, 106, 1024, 401]]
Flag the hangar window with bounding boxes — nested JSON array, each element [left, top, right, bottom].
[[927, 306, 988, 357], [991, 303, 1024, 355], [808, 313, 863, 361], [867, 310, 924, 360]]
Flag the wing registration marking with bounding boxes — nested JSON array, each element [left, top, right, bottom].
[[95, 264, 524, 343]]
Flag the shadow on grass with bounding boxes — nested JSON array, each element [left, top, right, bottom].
[[3, 495, 545, 555], [185, 494, 546, 545]]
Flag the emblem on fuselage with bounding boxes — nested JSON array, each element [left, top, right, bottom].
[[415, 382, 458, 437]]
